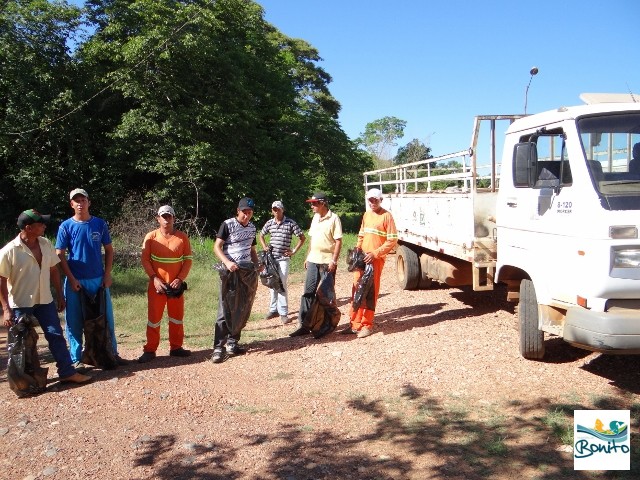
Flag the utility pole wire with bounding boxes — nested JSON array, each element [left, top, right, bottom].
[[5, 10, 200, 137]]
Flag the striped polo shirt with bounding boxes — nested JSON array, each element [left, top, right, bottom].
[[260, 216, 304, 259]]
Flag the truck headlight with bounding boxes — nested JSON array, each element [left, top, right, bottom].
[[612, 248, 640, 268]]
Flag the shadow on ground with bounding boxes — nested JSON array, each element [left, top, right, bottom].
[[123, 383, 639, 480]]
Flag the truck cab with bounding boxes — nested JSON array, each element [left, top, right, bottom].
[[497, 102, 640, 358]]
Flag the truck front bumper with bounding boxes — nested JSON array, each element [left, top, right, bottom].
[[563, 307, 640, 353]]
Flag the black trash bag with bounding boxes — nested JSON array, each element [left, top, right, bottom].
[[258, 248, 285, 294], [302, 270, 341, 339], [165, 281, 188, 298], [80, 287, 118, 369], [7, 314, 48, 397], [214, 261, 258, 337], [352, 263, 375, 311], [347, 247, 366, 272]]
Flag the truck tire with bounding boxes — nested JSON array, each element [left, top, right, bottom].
[[519, 279, 545, 359], [396, 245, 420, 290]]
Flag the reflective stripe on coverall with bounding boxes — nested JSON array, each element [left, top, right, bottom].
[[141, 230, 192, 352], [348, 209, 398, 331]]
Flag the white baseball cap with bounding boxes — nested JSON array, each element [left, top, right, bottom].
[[157, 205, 175, 216], [366, 188, 383, 200], [272, 200, 284, 210], [70, 188, 89, 200]]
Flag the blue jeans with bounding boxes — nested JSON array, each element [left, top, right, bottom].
[[269, 257, 290, 315], [64, 277, 118, 363], [14, 303, 76, 379]]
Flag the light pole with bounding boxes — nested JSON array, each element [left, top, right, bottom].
[[524, 66, 539, 115]]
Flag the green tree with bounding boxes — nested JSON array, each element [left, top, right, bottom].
[[394, 138, 433, 165], [0, 0, 83, 223], [429, 159, 463, 190], [359, 116, 406, 169], [78, 0, 367, 229], [0, 0, 369, 232]]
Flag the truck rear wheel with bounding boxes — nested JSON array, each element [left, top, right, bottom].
[[396, 245, 420, 290], [519, 279, 545, 359]]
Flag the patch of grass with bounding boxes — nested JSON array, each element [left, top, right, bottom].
[[486, 436, 508, 456], [565, 390, 583, 405], [482, 406, 508, 432], [441, 401, 470, 424], [539, 408, 573, 445], [109, 233, 358, 351], [414, 402, 435, 423], [458, 430, 481, 446], [110, 243, 220, 350]]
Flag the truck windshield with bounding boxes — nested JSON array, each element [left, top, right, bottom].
[[578, 113, 640, 209]]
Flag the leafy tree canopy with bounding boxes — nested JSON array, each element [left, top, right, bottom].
[[358, 115, 406, 169], [394, 138, 432, 166], [0, 0, 84, 223], [0, 0, 369, 233]]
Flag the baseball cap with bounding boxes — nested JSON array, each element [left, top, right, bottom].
[[157, 205, 175, 216], [17, 209, 51, 229], [367, 188, 383, 200], [272, 200, 284, 210], [305, 191, 328, 203], [238, 197, 255, 210], [69, 188, 89, 200]]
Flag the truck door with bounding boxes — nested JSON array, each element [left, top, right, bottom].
[[499, 128, 580, 304]]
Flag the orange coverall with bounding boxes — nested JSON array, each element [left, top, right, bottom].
[[348, 208, 398, 331], [141, 230, 193, 353]]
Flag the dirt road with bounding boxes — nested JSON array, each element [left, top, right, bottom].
[[1, 254, 639, 479]]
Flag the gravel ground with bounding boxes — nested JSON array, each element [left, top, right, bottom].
[[1, 254, 639, 480]]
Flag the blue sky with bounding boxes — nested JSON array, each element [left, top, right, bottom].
[[258, 0, 640, 157]]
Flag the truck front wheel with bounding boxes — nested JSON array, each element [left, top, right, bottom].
[[519, 279, 545, 359], [396, 245, 420, 290]]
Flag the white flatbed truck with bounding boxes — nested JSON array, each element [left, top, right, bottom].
[[364, 95, 640, 359]]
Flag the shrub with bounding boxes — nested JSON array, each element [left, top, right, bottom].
[[338, 212, 363, 233], [109, 192, 208, 268]]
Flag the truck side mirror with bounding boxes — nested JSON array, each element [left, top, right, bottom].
[[513, 142, 538, 188]]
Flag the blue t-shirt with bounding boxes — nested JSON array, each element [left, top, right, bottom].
[[55, 216, 112, 279]]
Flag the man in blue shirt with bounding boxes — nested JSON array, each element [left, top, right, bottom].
[[56, 188, 128, 368]]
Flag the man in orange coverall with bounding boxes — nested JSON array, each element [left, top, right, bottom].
[[138, 205, 193, 363], [340, 188, 397, 338]]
